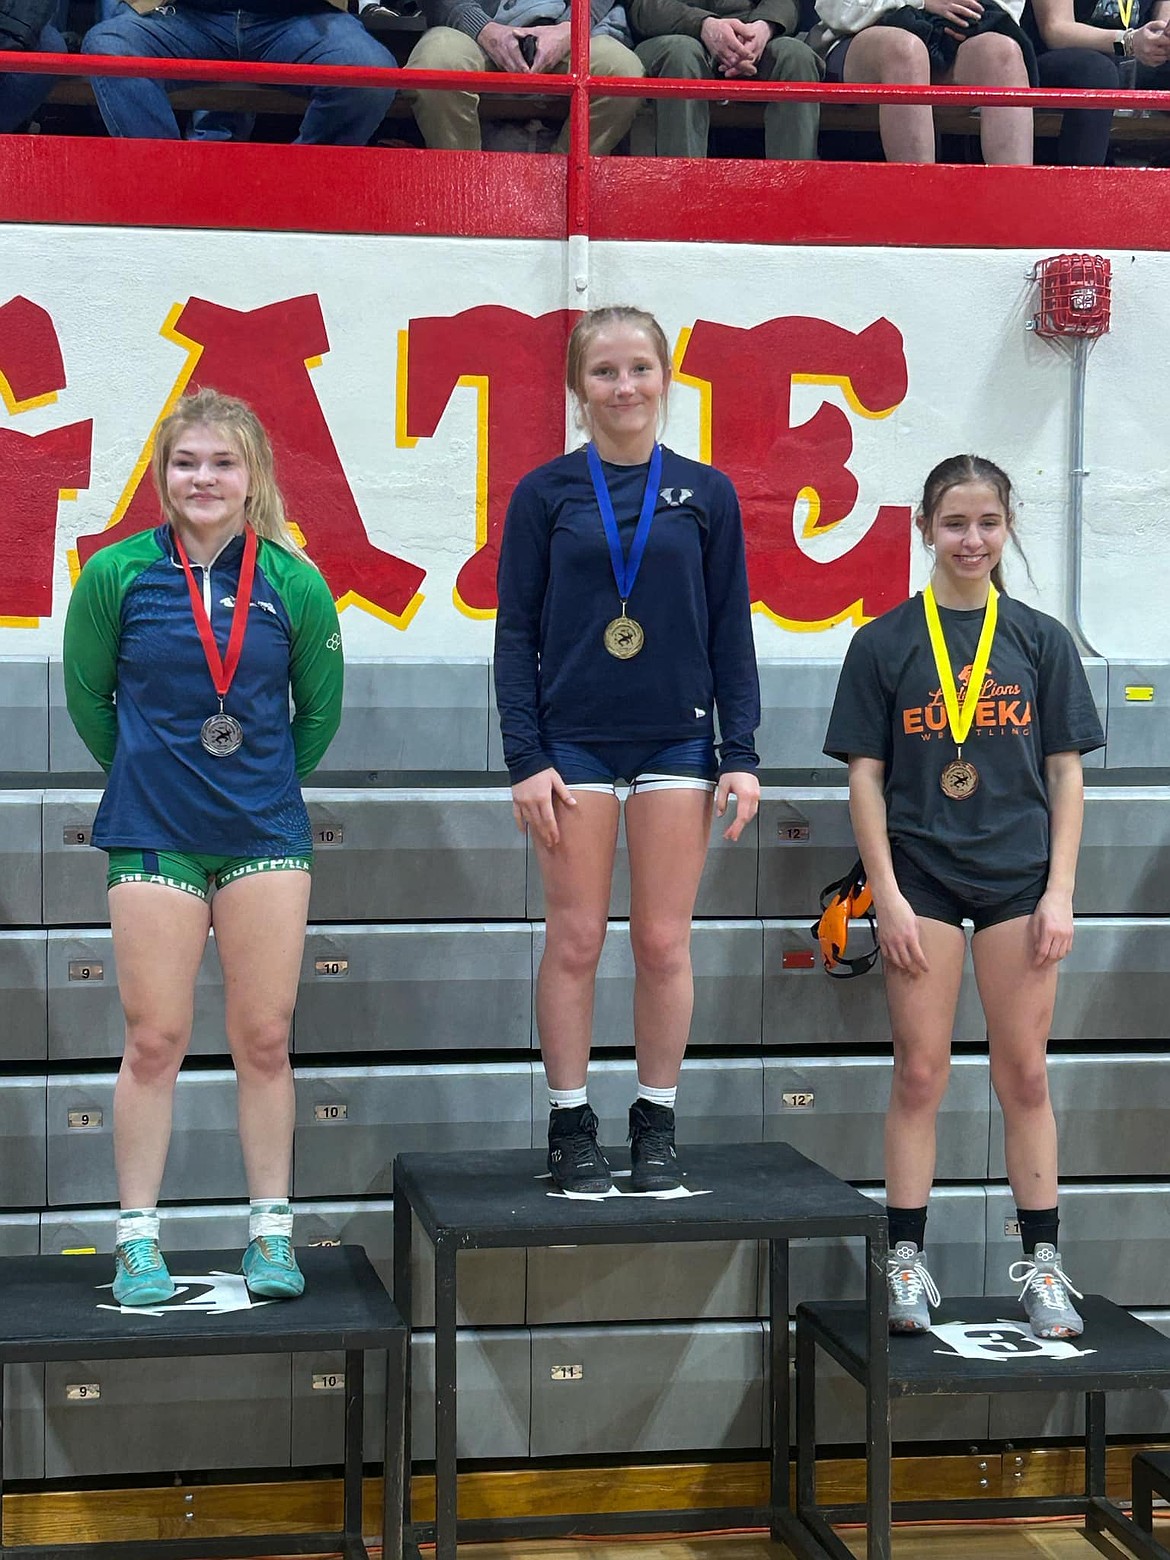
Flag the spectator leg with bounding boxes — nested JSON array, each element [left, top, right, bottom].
[[246, 7, 396, 146], [632, 34, 711, 157], [89, 0, 251, 139], [83, 6, 235, 139], [0, 22, 64, 133], [551, 36, 644, 154], [760, 35, 821, 160], [842, 27, 935, 163], [187, 108, 255, 140], [1037, 48, 1115, 166], [951, 31, 1032, 164], [405, 26, 489, 151], [1135, 59, 1170, 91]]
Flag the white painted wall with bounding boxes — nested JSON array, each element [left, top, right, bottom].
[[0, 225, 1160, 659]]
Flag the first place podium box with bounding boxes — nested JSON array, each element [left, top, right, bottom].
[[0, 1246, 406, 1560], [797, 1293, 1170, 1560], [393, 1140, 890, 1560]]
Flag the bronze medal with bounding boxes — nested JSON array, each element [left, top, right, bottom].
[[923, 584, 998, 806], [940, 757, 979, 800], [603, 614, 645, 660]]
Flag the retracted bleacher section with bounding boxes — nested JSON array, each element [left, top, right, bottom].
[[2, 651, 1170, 1479]]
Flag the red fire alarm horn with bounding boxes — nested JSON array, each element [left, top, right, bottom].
[[1029, 253, 1112, 338]]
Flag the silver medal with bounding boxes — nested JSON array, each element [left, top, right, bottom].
[[201, 712, 244, 757]]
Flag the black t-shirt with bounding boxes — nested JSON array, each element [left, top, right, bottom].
[[1072, 0, 1152, 26], [823, 593, 1104, 905]]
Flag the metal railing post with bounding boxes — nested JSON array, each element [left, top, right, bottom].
[[567, 0, 592, 235]]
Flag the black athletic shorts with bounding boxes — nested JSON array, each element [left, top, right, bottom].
[[891, 846, 1047, 934]]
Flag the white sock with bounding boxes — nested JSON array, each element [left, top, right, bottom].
[[549, 1086, 588, 1110], [249, 1198, 293, 1241], [637, 1083, 677, 1109], [116, 1209, 160, 1245]]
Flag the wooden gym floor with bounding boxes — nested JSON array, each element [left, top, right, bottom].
[[462, 1526, 1170, 1559]]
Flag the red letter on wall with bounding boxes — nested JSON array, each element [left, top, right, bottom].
[[78, 297, 425, 624], [678, 316, 912, 628], [0, 296, 93, 623], [400, 306, 577, 615]]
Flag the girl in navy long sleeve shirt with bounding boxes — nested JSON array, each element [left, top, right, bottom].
[[494, 305, 760, 1197]]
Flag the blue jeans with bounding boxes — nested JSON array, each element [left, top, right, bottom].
[[82, 3, 396, 144], [93, 0, 253, 138], [0, 24, 65, 134]]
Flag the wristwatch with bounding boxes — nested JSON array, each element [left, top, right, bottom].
[[1113, 27, 1136, 55]]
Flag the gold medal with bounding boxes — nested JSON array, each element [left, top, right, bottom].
[[604, 614, 644, 659], [589, 444, 659, 666], [940, 757, 979, 800]]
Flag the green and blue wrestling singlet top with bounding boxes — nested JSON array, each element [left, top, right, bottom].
[[63, 524, 344, 858]]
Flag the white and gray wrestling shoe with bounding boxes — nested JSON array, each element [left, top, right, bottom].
[[1009, 1244, 1084, 1339], [886, 1242, 941, 1334]]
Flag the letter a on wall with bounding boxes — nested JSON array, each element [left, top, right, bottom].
[[76, 296, 426, 626]]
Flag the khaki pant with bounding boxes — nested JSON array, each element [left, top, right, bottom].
[[635, 32, 820, 159], [406, 26, 644, 152]]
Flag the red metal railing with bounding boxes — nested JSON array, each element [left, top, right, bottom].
[[4, 16, 1169, 239]]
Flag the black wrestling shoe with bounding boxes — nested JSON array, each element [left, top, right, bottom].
[[628, 1098, 681, 1192], [547, 1104, 613, 1194]]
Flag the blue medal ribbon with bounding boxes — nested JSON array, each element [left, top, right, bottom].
[[586, 442, 662, 610]]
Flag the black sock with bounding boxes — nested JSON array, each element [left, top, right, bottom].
[[1017, 1206, 1059, 1256], [887, 1205, 928, 1252]]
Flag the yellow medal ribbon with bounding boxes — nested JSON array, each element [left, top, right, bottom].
[[1119, 0, 1133, 30], [922, 582, 999, 750]]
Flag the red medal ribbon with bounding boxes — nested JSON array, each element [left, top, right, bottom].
[[173, 526, 257, 703]]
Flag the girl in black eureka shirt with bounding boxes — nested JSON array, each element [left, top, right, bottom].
[[494, 306, 761, 1198], [824, 454, 1104, 1339]]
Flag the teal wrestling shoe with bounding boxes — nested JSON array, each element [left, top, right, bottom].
[[242, 1233, 305, 1299], [112, 1237, 175, 1307]]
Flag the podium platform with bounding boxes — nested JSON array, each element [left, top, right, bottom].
[[393, 1140, 890, 1560], [0, 1245, 405, 1560], [1130, 1451, 1170, 1560], [797, 1293, 1170, 1560]]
